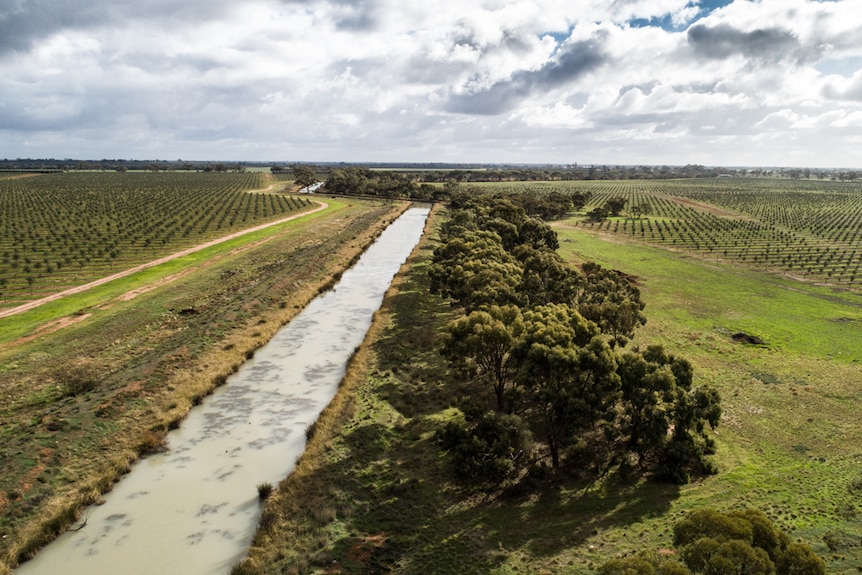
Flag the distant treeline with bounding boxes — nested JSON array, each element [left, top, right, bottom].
[[322, 167, 862, 197], [0, 159, 253, 172], [323, 167, 595, 214], [2, 159, 859, 181]]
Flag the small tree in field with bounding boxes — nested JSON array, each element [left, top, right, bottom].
[[604, 196, 627, 217], [629, 203, 651, 219], [586, 207, 609, 223]]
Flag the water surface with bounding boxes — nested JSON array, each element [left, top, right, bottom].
[[16, 207, 429, 575]]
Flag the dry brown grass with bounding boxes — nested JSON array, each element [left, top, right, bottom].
[[0, 200, 406, 575], [232, 203, 441, 574]]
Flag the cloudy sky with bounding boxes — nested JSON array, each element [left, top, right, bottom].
[[1, 0, 861, 167]]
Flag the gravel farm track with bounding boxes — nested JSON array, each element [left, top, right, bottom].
[[0, 200, 328, 321]]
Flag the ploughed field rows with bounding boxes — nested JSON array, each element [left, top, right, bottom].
[[0, 172, 313, 307], [566, 178, 862, 287]]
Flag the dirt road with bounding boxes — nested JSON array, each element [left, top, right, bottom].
[[0, 201, 328, 320]]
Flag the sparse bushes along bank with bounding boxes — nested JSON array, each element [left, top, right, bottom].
[[52, 358, 102, 396]]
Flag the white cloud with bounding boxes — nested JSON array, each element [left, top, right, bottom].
[[0, 0, 860, 166]]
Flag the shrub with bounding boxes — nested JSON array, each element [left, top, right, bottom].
[[138, 430, 167, 454], [602, 508, 825, 575], [257, 482, 274, 500], [53, 359, 101, 396], [436, 408, 532, 490]]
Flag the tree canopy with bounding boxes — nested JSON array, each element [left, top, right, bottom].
[[292, 164, 318, 189], [601, 508, 825, 575], [440, 305, 524, 412], [430, 195, 721, 484]]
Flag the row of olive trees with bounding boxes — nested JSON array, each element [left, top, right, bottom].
[[428, 192, 721, 487], [0, 172, 311, 303]]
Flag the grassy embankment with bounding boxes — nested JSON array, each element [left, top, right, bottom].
[[237, 207, 862, 574], [0, 198, 406, 574]]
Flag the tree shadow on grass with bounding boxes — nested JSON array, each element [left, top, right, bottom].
[[383, 472, 680, 573], [371, 268, 484, 420], [268, 237, 683, 573], [297, 405, 681, 574]]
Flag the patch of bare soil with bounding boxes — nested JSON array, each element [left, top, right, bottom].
[[117, 271, 193, 301], [731, 332, 767, 345], [0, 313, 92, 349], [666, 196, 755, 221], [326, 534, 389, 574]]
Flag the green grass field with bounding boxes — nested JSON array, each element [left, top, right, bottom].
[[241, 201, 862, 574], [556, 223, 862, 572]]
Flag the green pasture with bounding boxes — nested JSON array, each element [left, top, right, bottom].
[[556, 224, 862, 572], [555, 225, 862, 363], [240, 206, 861, 573]]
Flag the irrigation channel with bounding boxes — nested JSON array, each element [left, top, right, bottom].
[[15, 206, 430, 575]]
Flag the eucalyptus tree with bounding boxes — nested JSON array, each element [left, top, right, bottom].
[[513, 245, 582, 307], [436, 407, 532, 489], [578, 262, 647, 348], [431, 196, 721, 483], [604, 195, 627, 217], [441, 305, 524, 412], [477, 199, 560, 252], [615, 345, 721, 481], [629, 202, 652, 219], [428, 229, 524, 310], [514, 304, 619, 470], [586, 207, 609, 222]]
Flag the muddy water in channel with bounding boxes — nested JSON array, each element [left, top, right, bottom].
[[16, 207, 430, 575]]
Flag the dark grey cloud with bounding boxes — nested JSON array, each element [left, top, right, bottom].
[[534, 39, 608, 88], [329, 0, 381, 31], [277, 0, 382, 31], [687, 23, 813, 63], [0, 0, 234, 55], [0, 63, 259, 136], [447, 39, 606, 115]]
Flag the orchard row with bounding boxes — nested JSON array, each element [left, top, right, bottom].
[[476, 179, 862, 288], [0, 172, 312, 306]]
